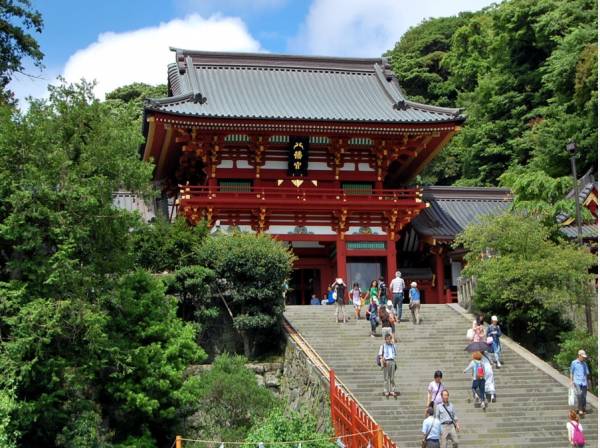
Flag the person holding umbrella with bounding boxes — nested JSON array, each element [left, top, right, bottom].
[[463, 352, 487, 410]]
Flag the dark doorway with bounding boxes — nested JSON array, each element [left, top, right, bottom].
[[288, 269, 321, 305]]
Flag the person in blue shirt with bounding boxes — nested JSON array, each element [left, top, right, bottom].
[[570, 349, 591, 416], [421, 406, 441, 447], [486, 315, 503, 368], [408, 281, 421, 325], [326, 286, 335, 305], [310, 294, 320, 305]]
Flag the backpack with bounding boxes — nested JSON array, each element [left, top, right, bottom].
[[475, 361, 485, 379], [571, 422, 586, 445]]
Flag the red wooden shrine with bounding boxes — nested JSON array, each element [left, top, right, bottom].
[[142, 49, 468, 304]]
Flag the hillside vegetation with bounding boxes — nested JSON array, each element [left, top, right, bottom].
[[387, 0, 597, 188]]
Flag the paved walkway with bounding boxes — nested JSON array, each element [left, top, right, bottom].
[[284, 304, 598, 448]]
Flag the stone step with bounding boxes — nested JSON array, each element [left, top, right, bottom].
[[284, 304, 597, 448]]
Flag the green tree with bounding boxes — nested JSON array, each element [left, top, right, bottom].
[[387, 0, 597, 185], [0, 81, 204, 447], [195, 233, 295, 357], [0, 0, 44, 104], [456, 213, 596, 357], [245, 408, 335, 448], [182, 354, 277, 442], [132, 216, 208, 273], [499, 167, 592, 230], [554, 330, 597, 393], [101, 271, 206, 446]]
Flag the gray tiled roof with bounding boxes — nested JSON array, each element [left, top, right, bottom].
[[144, 49, 464, 124], [412, 186, 512, 239], [559, 224, 598, 239]]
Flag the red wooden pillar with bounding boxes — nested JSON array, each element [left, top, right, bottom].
[[336, 234, 347, 282], [386, 237, 397, 284], [434, 247, 445, 303]]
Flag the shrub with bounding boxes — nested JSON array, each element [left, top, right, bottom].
[[457, 214, 595, 357], [554, 329, 598, 394], [245, 407, 335, 448], [195, 233, 295, 357], [182, 354, 277, 442]]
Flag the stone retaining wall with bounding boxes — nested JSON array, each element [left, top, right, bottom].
[[279, 335, 331, 433]]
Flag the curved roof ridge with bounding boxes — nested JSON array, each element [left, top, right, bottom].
[[404, 99, 461, 116], [172, 47, 385, 73]]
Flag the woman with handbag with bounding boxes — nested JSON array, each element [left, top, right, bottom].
[[471, 314, 485, 342]]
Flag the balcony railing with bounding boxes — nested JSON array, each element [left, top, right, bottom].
[[179, 185, 424, 211]]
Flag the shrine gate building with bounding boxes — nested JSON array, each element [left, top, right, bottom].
[[142, 48, 510, 304]]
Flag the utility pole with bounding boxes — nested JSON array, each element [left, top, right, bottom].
[[566, 141, 592, 333]]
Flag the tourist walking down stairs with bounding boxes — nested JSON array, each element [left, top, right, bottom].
[[567, 409, 586, 447], [435, 389, 460, 448], [464, 352, 487, 410], [378, 333, 398, 398], [486, 315, 502, 367], [409, 281, 421, 324], [470, 314, 485, 342], [367, 296, 379, 337], [570, 349, 591, 417], [427, 370, 446, 410], [421, 406, 441, 448], [481, 353, 496, 403], [350, 282, 362, 320], [390, 271, 405, 322]]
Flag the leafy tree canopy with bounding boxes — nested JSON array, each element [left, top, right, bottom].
[[245, 407, 335, 448], [456, 213, 596, 356], [388, 0, 597, 187], [195, 233, 295, 357], [182, 354, 277, 442], [0, 0, 44, 104], [0, 81, 205, 447]]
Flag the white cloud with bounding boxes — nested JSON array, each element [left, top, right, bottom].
[[289, 0, 497, 57], [62, 14, 261, 98]]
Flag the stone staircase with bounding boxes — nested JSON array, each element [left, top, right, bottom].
[[284, 304, 598, 448]]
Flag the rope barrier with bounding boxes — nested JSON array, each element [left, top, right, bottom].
[[177, 427, 380, 445]]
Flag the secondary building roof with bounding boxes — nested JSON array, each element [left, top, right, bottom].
[[559, 224, 598, 239], [412, 186, 512, 240], [144, 48, 464, 124]]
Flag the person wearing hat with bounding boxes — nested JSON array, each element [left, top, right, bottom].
[[486, 315, 502, 368], [408, 281, 421, 325], [570, 349, 591, 416]]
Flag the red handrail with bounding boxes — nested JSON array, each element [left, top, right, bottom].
[[330, 369, 396, 448]]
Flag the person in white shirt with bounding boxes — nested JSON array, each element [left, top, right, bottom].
[[379, 333, 398, 398], [389, 271, 405, 322]]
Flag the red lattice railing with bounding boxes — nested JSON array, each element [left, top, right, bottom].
[[283, 319, 396, 448], [329, 369, 396, 448]]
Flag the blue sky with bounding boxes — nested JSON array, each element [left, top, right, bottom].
[[11, 0, 496, 102]]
